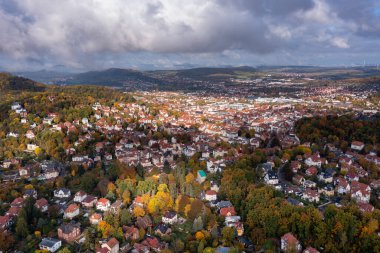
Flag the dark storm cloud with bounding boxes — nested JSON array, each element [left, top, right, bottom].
[[0, 0, 379, 70]]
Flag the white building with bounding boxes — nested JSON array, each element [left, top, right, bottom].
[[39, 238, 62, 252]]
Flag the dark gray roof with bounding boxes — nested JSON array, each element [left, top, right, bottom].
[[216, 200, 232, 209], [39, 237, 61, 247]]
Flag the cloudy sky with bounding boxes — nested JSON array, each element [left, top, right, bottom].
[[0, 0, 380, 71]]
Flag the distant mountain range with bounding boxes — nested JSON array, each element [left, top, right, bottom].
[[15, 66, 259, 86], [13, 66, 380, 88]]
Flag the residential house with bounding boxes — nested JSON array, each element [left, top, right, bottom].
[[162, 211, 178, 224], [346, 171, 359, 182], [97, 238, 119, 253], [335, 178, 350, 194], [317, 172, 333, 184], [90, 213, 102, 225], [351, 181, 371, 203], [44, 167, 60, 180], [155, 223, 172, 237], [124, 226, 140, 241], [216, 200, 233, 210], [220, 206, 237, 217], [197, 170, 207, 183], [264, 170, 279, 185], [81, 195, 98, 208], [136, 216, 152, 230], [370, 179, 380, 190], [358, 203, 375, 213], [54, 188, 71, 198], [351, 141, 365, 151], [23, 189, 37, 199], [303, 180, 317, 188], [302, 189, 320, 203], [287, 197, 304, 207], [281, 232, 302, 253], [64, 204, 80, 219], [25, 130, 35, 139], [11, 197, 25, 207], [58, 223, 81, 242], [292, 175, 305, 186], [303, 247, 320, 253], [0, 215, 13, 230], [290, 161, 302, 173], [35, 198, 49, 212], [110, 200, 123, 213], [319, 185, 334, 197], [74, 191, 87, 203], [97, 198, 111, 212], [39, 238, 62, 252], [305, 154, 322, 168], [305, 167, 318, 177], [6, 206, 22, 217], [205, 190, 217, 201], [141, 236, 166, 252]]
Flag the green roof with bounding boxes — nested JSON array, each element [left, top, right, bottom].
[[198, 170, 206, 177]]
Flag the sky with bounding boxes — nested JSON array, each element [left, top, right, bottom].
[[0, 0, 380, 71]]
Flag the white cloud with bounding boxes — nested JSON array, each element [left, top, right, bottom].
[[330, 37, 350, 49], [0, 0, 378, 70]]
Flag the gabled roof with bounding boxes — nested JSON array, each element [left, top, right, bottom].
[[106, 238, 119, 248]]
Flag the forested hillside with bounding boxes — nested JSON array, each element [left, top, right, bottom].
[[0, 73, 45, 92]]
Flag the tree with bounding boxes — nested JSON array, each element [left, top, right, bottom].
[[133, 205, 145, 217], [195, 231, 205, 241], [221, 227, 236, 246], [193, 216, 204, 232], [120, 208, 131, 226], [58, 247, 71, 253], [80, 174, 96, 192], [187, 199, 204, 220], [185, 173, 195, 183], [122, 189, 131, 205], [175, 194, 190, 215], [84, 228, 96, 251], [172, 239, 185, 252], [98, 221, 112, 238], [35, 147, 42, 156], [198, 241, 205, 253], [15, 210, 29, 239], [0, 230, 14, 252]]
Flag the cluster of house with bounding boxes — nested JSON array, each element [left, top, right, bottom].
[[0, 159, 64, 182], [261, 139, 380, 213], [1, 93, 379, 252], [0, 185, 162, 252]]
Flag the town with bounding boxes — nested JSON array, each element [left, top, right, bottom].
[[0, 80, 379, 252]]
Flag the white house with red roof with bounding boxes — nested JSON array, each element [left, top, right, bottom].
[[351, 141, 365, 151], [64, 204, 80, 219], [205, 190, 217, 201], [96, 198, 111, 212], [351, 181, 371, 203]]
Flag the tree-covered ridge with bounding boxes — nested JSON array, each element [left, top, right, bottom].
[[65, 68, 162, 87], [0, 73, 45, 92], [295, 114, 380, 148]]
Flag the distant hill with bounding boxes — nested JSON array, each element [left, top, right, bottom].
[[173, 66, 257, 80], [16, 70, 72, 84], [65, 68, 162, 86], [13, 66, 380, 89], [0, 72, 46, 91]]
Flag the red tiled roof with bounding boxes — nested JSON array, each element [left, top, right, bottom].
[[65, 204, 79, 213], [282, 232, 299, 244], [206, 190, 217, 195], [220, 207, 236, 216]]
